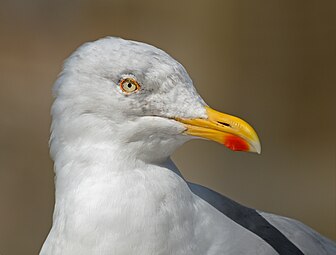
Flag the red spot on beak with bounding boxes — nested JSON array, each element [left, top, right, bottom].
[[224, 135, 249, 151]]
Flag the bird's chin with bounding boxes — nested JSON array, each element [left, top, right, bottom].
[[128, 135, 190, 164], [118, 116, 190, 163]]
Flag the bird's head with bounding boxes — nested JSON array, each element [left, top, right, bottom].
[[51, 37, 260, 163]]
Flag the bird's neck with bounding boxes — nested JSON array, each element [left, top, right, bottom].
[[50, 115, 185, 204], [48, 137, 193, 252], [46, 108, 197, 253], [52, 139, 182, 185], [49, 104, 189, 235]]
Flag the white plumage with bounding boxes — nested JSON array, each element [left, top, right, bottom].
[[40, 37, 335, 255]]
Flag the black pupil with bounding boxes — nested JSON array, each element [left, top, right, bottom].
[[127, 83, 132, 88]]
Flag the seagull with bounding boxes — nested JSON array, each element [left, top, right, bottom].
[[40, 37, 336, 255]]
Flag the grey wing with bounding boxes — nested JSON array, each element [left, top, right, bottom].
[[188, 182, 336, 255], [260, 212, 336, 255]]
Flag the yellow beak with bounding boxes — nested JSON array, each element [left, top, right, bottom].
[[175, 106, 261, 153]]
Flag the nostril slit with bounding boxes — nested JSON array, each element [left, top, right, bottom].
[[218, 121, 231, 127]]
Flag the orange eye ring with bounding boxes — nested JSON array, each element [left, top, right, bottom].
[[119, 78, 141, 94]]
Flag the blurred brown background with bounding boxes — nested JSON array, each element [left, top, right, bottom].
[[0, 0, 335, 254]]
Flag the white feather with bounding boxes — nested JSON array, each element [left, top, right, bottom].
[[41, 37, 335, 255]]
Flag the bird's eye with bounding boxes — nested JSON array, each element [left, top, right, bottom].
[[119, 78, 140, 93]]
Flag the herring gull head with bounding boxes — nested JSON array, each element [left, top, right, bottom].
[[50, 37, 260, 164]]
